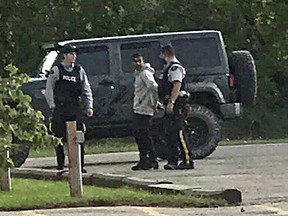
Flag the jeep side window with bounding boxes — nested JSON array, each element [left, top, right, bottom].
[[76, 45, 110, 76], [171, 38, 221, 68], [120, 41, 161, 73]]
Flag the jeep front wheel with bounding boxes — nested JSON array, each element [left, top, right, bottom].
[[183, 104, 221, 159], [10, 138, 31, 167]]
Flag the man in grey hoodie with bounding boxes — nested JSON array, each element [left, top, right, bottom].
[[131, 53, 159, 171]]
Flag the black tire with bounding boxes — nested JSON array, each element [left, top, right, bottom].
[[10, 138, 31, 168], [152, 104, 221, 160], [183, 104, 221, 159], [228, 50, 257, 106]]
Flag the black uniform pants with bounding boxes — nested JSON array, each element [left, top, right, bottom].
[[164, 114, 192, 165], [51, 106, 85, 168], [133, 113, 156, 163]]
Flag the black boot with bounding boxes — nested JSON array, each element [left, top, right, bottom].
[[131, 154, 159, 171], [131, 162, 151, 171], [131, 154, 152, 171], [56, 144, 65, 170], [164, 161, 178, 170], [151, 160, 159, 170], [148, 152, 159, 170], [80, 143, 87, 173], [175, 161, 194, 170]]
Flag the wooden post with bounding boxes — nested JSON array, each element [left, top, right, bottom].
[[66, 121, 83, 197], [1, 148, 11, 191]]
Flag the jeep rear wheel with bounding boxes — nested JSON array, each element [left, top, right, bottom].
[[10, 138, 31, 167], [228, 50, 257, 105], [183, 104, 221, 159]]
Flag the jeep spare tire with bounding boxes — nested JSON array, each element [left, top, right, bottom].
[[183, 104, 221, 159], [228, 50, 257, 105]]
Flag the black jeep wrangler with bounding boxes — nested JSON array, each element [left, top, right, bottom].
[[13, 30, 257, 167]]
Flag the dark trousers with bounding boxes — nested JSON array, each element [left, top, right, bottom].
[[56, 143, 84, 169], [133, 113, 156, 163], [51, 107, 85, 168], [164, 114, 193, 165]]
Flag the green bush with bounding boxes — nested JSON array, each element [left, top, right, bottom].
[[0, 65, 60, 167]]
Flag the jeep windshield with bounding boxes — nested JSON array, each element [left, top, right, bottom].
[[31, 50, 58, 78]]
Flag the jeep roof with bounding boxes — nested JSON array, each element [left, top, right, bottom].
[[42, 30, 224, 50]]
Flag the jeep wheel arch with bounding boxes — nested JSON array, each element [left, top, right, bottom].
[[228, 50, 257, 105], [186, 82, 226, 104]]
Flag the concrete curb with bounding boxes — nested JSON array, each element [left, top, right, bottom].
[[11, 168, 242, 204], [147, 184, 242, 204]]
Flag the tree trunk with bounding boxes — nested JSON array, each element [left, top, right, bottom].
[[1, 148, 11, 191]]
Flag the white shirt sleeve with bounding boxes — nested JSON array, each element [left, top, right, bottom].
[[168, 65, 185, 83]]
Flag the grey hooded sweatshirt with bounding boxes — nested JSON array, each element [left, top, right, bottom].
[[133, 63, 158, 116]]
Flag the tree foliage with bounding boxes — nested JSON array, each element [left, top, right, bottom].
[[0, 65, 60, 167], [0, 0, 287, 138]]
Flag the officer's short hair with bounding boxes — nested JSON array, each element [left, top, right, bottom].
[[161, 45, 175, 57], [132, 53, 143, 59]]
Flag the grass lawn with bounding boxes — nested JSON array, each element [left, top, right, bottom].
[[29, 137, 288, 158], [29, 137, 137, 158], [0, 178, 226, 211]]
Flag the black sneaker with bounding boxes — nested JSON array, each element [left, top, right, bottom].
[[151, 161, 159, 170], [131, 162, 150, 171], [175, 161, 194, 170], [82, 168, 87, 173], [163, 162, 178, 170]]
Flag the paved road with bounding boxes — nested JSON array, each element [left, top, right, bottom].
[[15, 143, 288, 215], [1, 204, 288, 216]]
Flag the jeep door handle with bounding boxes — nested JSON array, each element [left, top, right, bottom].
[[99, 79, 114, 87]]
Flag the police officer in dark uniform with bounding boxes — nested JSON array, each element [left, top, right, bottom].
[[159, 45, 194, 170], [45, 43, 93, 173]]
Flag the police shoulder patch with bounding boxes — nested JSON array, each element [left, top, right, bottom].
[[171, 66, 178, 71], [48, 69, 54, 75]]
